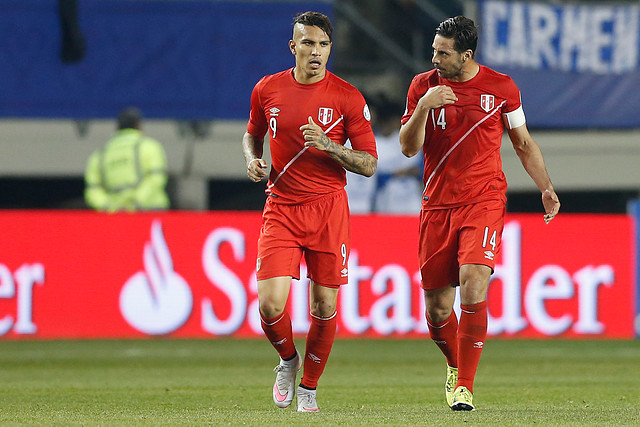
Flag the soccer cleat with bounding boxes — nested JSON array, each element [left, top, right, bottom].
[[272, 351, 301, 408], [445, 365, 458, 407], [451, 386, 475, 411], [296, 386, 319, 412]]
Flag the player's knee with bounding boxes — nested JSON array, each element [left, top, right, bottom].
[[310, 299, 336, 318], [426, 306, 452, 324], [459, 266, 490, 302], [259, 298, 286, 319]]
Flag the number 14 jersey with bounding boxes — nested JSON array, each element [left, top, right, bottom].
[[402, 65, 523, 209]]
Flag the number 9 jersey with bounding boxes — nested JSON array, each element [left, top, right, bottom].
[[247, 68, 377, 205]]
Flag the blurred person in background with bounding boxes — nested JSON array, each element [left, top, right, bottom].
[[345, 94, 422, 215], [84, 107, 170, 212], [371, 95, 422, 214], [242, 11, 377, 412], [344, 92, 378, 214], [399, 16, 560, 411]]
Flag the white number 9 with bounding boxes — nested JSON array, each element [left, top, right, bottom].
[[341, 243, 347, 266], [269, 117, 277, 138]]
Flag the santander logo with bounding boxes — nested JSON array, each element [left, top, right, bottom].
[[119, 221, 193, 334]]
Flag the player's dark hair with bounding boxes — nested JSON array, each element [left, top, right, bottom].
[[435, 16, 478, 57], [293, 11, 333, 41], [117, 107, 141, 130]]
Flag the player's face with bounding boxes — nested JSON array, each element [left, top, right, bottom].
[[289, 24, 332, 84], [432, 35, 465, 80]]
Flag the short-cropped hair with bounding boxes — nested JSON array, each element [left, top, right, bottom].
[[293, 11, 333, 41]]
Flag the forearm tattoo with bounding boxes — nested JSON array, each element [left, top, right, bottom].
[[322, 134, 377, 177]]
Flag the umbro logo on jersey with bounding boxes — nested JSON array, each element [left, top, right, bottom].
[[340, 267, 348, 277], [269, 107, 280, 116], [480, 94, 495, 112], [318, 107, 334, 125], [473, 341, 484, 349], [484, 250, 494, 260]]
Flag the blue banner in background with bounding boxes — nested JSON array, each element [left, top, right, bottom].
[[0, 0, 332, 119], [477, 0, 640, 128]]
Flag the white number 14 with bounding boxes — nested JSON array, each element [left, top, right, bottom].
[[482, 227, 497, 251]]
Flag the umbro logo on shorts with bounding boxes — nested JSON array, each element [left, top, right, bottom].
[[484, 250, 494, 260], [340, 267, 348, 277]]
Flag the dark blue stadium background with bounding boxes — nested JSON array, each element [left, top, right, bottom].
[[0, 0, 332, 119]]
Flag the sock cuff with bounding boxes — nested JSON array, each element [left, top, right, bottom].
[[260, 311, 286, 326], [310, 311, 337, 322], [425, 310, 457, 328], [460, 301, 487, 313]]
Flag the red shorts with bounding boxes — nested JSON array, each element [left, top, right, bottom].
[[256, 190, 350, 287], [418, 199, 506, 290]]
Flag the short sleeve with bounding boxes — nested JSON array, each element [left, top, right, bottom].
[[246, 77, 268, 138], [401, 75, 423, 125], [502, 77, 526, 129], [503, 77, 522, 114], [344, 89, 377, 158]]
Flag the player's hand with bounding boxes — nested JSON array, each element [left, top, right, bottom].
[[420, 85, 458, 110], [247, 158, 267, 182], [542, 189, 560, 224], [300, 116, 332, 151]]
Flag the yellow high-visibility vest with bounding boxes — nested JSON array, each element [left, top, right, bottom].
[[84, 129, 169, 212]]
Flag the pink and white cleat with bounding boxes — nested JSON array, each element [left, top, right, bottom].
[[296, 386, 319, 412], [272, 351, 301, 408]]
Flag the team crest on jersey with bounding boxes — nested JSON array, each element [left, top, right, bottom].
[[318, 107, 334, 125], [480, 94, 495, 112]]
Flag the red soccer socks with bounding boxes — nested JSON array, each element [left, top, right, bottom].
[[260, 311, 297, 361], [457, 301, 488, 393], [300, 311, 337, 389], [426, 309, 459, 368]]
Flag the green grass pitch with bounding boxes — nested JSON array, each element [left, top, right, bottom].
[[0, 338, 638, 425]]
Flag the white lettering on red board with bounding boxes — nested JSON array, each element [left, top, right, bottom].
[[199, 221, 617, 337], [0, 263, 45, 334]]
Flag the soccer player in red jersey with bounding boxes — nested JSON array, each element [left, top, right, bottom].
[[399, 16, 560, 411], [241, 11, 377, 412]]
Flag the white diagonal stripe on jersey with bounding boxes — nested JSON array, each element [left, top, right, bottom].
[[266, 115, 344, 194], [422, 101, 506, 197]]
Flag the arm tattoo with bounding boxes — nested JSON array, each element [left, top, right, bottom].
[[321, 134, 377, 177]]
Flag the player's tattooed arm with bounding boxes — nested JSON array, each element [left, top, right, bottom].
[[300, 117, 377, 177], [318, 133, 377, 177]]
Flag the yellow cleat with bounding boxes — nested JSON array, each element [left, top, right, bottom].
[[445, 365, 458, 407], [451, 386, 475, 411]]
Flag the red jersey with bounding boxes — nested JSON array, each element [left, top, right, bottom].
[[401, 65, 522, 209], [247, 68, 377, 205]]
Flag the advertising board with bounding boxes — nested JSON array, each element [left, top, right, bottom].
[[0, 211, 634, 339]]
